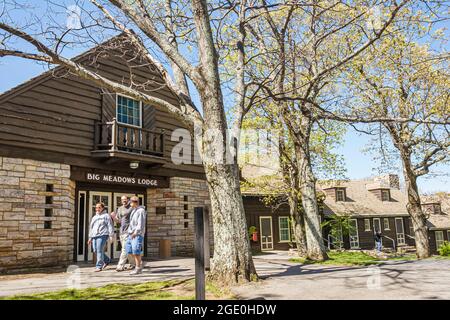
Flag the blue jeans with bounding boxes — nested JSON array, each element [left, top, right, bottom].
[[376, 241, 382, 253], [92, 235, 110, 269]]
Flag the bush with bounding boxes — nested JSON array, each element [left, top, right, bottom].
[[438, 241, 450, 256]]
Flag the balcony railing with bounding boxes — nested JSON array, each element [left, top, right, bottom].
[[94, 118, 165, 156]]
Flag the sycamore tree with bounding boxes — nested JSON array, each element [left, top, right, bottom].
[[240, 105, 346, 257], [241, 0, 415, 260], [346, 35, 450, 258]]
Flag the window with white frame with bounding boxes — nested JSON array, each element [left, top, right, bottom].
[[364, 219, 371, 231], [373, 218, 381, 233], [117, 95, 142, 127], [381, 190, 390, 201], [279, 217, 291, 242], [383, 218, 390, 230], [336, 189, 345, 202], [435, 231, 445, 249]]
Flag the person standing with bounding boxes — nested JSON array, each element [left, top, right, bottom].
[[374, 230, 383, 254], [88, 202, 114, 272], [126, 196, 147, 275], [111, 195, 135, 272]]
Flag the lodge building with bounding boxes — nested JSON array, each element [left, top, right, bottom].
[[0, 35, 211, 272], [243, 174, 450, 254]]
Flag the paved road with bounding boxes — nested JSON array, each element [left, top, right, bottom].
[[234, 254, 450, 300], [0, 252, 449, 299]]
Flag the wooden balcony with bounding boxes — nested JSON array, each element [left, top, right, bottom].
[[91, 119, 166, 163]]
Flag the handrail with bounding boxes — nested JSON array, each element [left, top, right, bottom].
[[382, 235, 396, 252], [405, 234, 415, 240], [94, 118, 165, 156]]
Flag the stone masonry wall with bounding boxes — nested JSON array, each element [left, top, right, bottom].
[[147, 177, 213, 257], [0, 157, 75, 273]]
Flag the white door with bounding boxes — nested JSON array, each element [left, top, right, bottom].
[[88, 192, 113, 261], [395, 218, 406, 245], [349, 219, 359, 249], [260, 216, 274, 251], [112, 193, 145, 258]]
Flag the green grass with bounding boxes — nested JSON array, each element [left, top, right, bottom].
[[290, 251, 387, 266], [0, 279, 234, 300]]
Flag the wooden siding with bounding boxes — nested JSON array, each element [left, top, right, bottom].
[[0, 39, 203, 178], [243, 196, 292, 252]]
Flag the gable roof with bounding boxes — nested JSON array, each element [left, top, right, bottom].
[[0, 32, 180, 107]]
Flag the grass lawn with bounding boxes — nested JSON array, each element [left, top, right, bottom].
[[0, 279, 235, 300], [289, 251, 419, 266]]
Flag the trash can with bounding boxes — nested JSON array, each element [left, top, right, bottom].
[[159, 239, 171, 259]]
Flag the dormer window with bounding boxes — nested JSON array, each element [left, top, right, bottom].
[[433, 204, 441, 214], [336, 189, 346, 202], [422, 203, 442, 215], [381, 190, 390, 202]]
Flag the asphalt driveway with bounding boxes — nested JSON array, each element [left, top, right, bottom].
[[234, 253, 450, 300], [0, 252, 449, 299]]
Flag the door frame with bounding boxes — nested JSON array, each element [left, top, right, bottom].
[[349, 219, 360, 249], [259, 216, 274, 251], [87, 192, 113, 261], [395, 217, 406, 245], [74, 183, 148, 263]]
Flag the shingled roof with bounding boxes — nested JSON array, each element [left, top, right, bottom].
[[319, 177, 410, 217]]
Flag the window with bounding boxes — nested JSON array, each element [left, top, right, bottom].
[[336, 189, 345, 202], [447, 230, 450, 242], [349, 219, 359, 249], [364, 219, 371, 231], [383, 218, 390, 230], [373, 218, 381, 233], [381, 190, 390, 201], [433, 204, 441, 215], [435, 231, 445, 249], [117, 95, 142, 127], [279, 217, 291, 242]]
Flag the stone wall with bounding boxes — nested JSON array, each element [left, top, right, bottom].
[[0, 157, 75, 273], [147, 177, 213, 257]]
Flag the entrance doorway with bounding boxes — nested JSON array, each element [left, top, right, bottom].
[[76, 190, 145, 262], [260, 216, 274, 251]]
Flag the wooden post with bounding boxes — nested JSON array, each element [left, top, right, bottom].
[[204, 207, 211, 271], [194, 207, 205, 300]]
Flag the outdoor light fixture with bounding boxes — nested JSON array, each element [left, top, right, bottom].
[[129, 161, 139, 169]]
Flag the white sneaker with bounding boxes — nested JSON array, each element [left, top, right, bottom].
[[129, 267, 143, 275]]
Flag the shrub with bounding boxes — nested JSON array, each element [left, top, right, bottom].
[[438, 241, 450, 256]]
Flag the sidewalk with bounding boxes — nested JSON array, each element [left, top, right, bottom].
[[0, 257, 195, 297]]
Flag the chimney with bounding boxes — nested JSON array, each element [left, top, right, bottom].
[[374, 174, 400, 190]]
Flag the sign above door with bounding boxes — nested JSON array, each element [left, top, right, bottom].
[[71, 168, 169, 188]]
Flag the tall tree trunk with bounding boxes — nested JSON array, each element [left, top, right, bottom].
[[296, 149, 328, 260], [199, 90, 257, 283], [401, 155, 430, 259], [288, 192, 308, 257], [205, 162, 257, 284]]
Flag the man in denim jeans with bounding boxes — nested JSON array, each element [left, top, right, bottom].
[[127, 196, 147, 275], [88, 203, 114, 272]]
